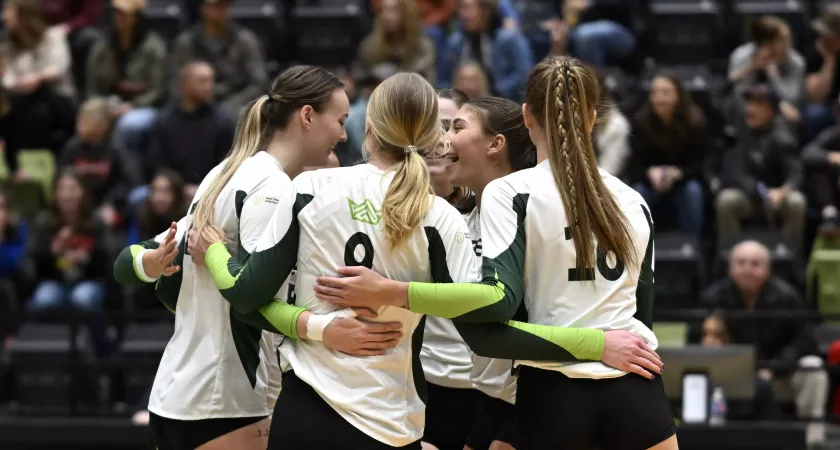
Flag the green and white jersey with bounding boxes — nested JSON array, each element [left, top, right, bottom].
[[465, 208, 516, 404], [203, 163, 481, 446], [406, 161, 657, 380], [113, 151, 305, 420]]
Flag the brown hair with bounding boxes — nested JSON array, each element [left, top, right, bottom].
[[525, 56, 638, 274], [367, 72, 440, 247], [368, 0, 423, 65], [51, 168, 95, 227], [192, 65, 344, 243], [5, 0, 47, 52], [748, 15, 786, 45], [141, 169, 185, 239], [638, 72, 706, 149]]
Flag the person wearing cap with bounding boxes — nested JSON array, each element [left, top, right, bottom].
[[717, 83, 806, 251], [802, 96, 840, 232], [804, 6, 840, 141], [728, 15, 804, 124], [170, 0, 267, 117], [86, 0, 167, 155]]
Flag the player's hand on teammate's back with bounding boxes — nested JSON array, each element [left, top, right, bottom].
[[187, 229, 206, 266], [314, 266, 403, 309], [322, 317, 404, 357], [601, 330, 663, 379], [142, 222, 180, 278]]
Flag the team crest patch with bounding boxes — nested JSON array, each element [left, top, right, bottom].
[[348, 198, 382, 225], [454, 232, 465, 244], [253, 195, 265, 205], [253, 195, 279, 206]]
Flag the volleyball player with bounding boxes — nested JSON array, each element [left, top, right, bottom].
[[112, 66, 402, 450], [314, 56, 676, 450]]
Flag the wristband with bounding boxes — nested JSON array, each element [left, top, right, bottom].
[[306, 314, 338, 341], [134, 249, 158, 282]]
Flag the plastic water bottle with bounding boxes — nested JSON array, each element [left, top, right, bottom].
[[709, 387, 727, 427]]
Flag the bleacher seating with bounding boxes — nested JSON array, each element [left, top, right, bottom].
[[654, 232, 705, 309], [292, 5, 366, 68], [144, 0, 185, 42], [116, 322, 173, 409], [650, 0, 723, 65]]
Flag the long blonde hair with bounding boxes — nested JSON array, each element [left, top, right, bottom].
[[369, 0, 422, 64], [367, 72, 440, 247], [192, 65, 344, 244], [524, 56, 638, 274]]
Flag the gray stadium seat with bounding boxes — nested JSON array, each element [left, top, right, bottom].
[[292, 5, 365, 68], [654, 232, 705, 310], [145, 0, 185, 41], [116, 322, 174, 409], [651, 0, 723, 64]]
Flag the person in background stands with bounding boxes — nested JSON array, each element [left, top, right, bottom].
[[593, 81, 630, 177], [717, 84, 806, 251], [25, 169, 110, 357], [354, 0, 436, 84], [58, 98, 140, 229], [453, 62, 490, 100], [40, 0, 101, 92], [728, 16, 804, 124], [147, 61, 234, 202], [170, 0, 266, 117], [86, 0, 167, 155], [802, 96, 840, 231], [630, 73, 708, 237], [804, 6, 840, 143], [0, 190, 26, 347], [341, 63, 399, 167], [438, 0, 533, 101], [701, 240, 828, 448], [2, 0, 76, 175]]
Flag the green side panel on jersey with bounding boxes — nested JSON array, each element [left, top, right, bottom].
[[229, 308, 263, 389], [409, 193, 529, 323], [113, 239, 160, 286], [154, 234, 185, 313], [634, 204, 655, 329], [206, 193, 314, 315]]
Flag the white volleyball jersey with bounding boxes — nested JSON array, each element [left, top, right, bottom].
[[484, 162, 657, 379], [465, 207, 516, 404], [116, 151, 293, 420], [204, 164, 480, 446]]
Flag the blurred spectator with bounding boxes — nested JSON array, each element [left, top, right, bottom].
[[438, 0, 532, 100], [355, 0, 436, 84], [701, 311, 782, 420], [540, 0, 636, 68], [804, 6, 840, 143], [802, 98, 840, 232], [147, 61, 233, 201], [41, 0, 101, 92], [701, 241, 827, 445], [58, 98, 140, 229], [86, 0, 167, 155], [1, 0, 76, 172], [717, 84, 805, 251], [453, 62, 490, 100], [171, 0, 267, 117], [630, 74, 708, 237], [728, 16, 804, 124], [0, 190, 25, 344], [341, 63, 399, 167], [25, 168, 109, 356], [594, 86, 629, 177]]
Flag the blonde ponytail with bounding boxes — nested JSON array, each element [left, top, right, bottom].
[[382, 149, 433, 246], [527, 56, 638, 275], [192, 95, 269, 244]]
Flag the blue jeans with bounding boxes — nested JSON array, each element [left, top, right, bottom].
[[570, 20, 636, 68], [802, 103, 836, 145], [634, 179, 705, 236], [424, 25, 449, 73], [115, 108, 158, 153], [27, 280, 110, 356]]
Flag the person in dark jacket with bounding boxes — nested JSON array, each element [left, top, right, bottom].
[[701, 240, 827, 445], [630, 73, 708, 236], [25, 168, 110, 356], [147, 61, 234, 201], [58, 98, 141, 228], [717, 84, 806, 251], [86, 0, 167, 154], [802, 99, 840, 231]]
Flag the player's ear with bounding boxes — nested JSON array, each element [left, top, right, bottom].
[[299, 105, 314, 130]]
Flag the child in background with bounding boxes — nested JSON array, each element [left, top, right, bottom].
[[58, 98, 141, 229]]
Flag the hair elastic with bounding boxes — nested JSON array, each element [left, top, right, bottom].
[[404, 145, 418, 154]]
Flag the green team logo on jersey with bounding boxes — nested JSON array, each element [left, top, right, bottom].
[[348, 198, 382, 225]]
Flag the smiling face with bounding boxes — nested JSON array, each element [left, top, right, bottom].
[[444, 106, 494, 189], [304, 88, 349, 167]]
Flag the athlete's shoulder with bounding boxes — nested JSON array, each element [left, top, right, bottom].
[[426, 195, 466, 227]]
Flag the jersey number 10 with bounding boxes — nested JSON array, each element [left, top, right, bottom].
[[564, 226, 625, 282]]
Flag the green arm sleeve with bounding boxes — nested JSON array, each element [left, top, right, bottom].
[[203, 193, 311, 315], [113, 239, 160, 286], [230, 301, 306, 340], [454, 321, 605, 362], [408, 265, 520, 322]]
